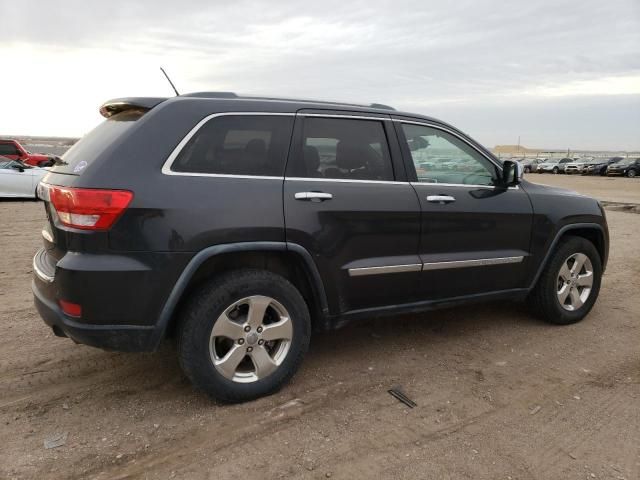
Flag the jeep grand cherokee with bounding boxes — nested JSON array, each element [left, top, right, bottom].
[[32, 93, 609, 402]]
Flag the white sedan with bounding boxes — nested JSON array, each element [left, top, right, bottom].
[[0, 157, 48, 198]]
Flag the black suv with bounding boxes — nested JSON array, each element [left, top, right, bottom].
[[33, 93, 609, 402]]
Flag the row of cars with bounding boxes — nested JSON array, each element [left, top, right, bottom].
[[516, 156, 640, 177]]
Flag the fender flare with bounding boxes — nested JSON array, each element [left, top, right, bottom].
[[528, 222, 606, 290], [148, 241, 328, 349]]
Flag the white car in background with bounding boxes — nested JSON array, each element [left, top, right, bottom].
[[0, 156, 48, 198]]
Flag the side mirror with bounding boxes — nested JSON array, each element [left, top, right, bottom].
[[501, 160, 523, 186]]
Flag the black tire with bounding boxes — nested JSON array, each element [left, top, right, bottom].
[[528, 236, 602, 325], [178, 269, 311, 403], [627, 169, 637, 178], [524, 167, 531, 173], [552, 167, 559, 174]]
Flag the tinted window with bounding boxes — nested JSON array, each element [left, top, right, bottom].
[[401, 124, 498, 186], [171, 115, 294, 176], [51, 110, 144, 174], [0, 143, 20, 156], [291, 117, 394, 181]]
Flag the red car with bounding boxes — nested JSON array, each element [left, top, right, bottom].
[[0, 139, 53, 167]]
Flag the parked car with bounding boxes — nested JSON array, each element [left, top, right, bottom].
[[564, 158, 594, 175], [519, 158, 544, 173], [582, 157, 624, 176], [537, 157, 573, 174], [32, 93, 609, 402], [0, 139, 54, 167], [606, 158, 640, 177], [0, 157, 47, 198]]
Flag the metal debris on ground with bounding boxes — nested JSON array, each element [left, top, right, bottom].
[[388, 387, 417, 408], [44, 432, 68, 449]]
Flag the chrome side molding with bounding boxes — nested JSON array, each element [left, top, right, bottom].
[[348, 256, 524, 276]]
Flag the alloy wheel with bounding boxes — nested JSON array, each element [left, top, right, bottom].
[[209, 295, 293, 383], [556, 253, 594, 311]]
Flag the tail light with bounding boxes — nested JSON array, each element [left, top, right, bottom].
[[47, 185, 133, 231]]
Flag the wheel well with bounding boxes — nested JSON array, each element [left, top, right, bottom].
[[165, 250, 324, 338], [560, 228, 605, 263]]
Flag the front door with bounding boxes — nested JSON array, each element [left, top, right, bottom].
[[395, 120, 533, 300], [284, 113, 422, 314]]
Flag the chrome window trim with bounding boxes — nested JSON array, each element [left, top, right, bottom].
[[161, 112, 296, 177], [411, 181, 519, 190], [348, 264, 422, 277], [286, 177, 408, 185], [422, 256, 524, 271]]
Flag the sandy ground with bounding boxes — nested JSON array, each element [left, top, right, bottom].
[[1, 175, 638, 480]]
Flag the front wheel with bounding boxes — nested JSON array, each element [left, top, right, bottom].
[[178, 270, 311, 403], [627, 169, 637, 178], [528, 236, 602, 325], [552, 167, 559, 174]]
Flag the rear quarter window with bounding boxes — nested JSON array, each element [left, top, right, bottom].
[[170, 115, 294, 177], [51, 110, 144, 174]]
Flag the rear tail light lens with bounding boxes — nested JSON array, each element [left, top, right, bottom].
[[47, 185, 133, 231]]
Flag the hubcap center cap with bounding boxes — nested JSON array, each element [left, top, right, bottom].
[[246, 332, 259, 345]]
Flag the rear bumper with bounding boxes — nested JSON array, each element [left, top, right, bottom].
[[31, 247, 190, 352], [33, 279, 155, 351]]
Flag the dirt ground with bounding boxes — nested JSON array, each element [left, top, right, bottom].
[[1, 175, 638, 480]]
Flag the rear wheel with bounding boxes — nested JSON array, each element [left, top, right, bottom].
[[528, 236, 602, 325], [178, 270, 311, 403], [552, 167, 559, 174]]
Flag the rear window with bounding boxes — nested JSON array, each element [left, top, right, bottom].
[[170, 115, 294, 177], [51, 110, 144, 174]]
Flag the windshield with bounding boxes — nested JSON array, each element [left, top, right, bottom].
[[50, 110, 144, 174]]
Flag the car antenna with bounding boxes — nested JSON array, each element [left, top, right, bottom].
[[160, 67, 180, 96]]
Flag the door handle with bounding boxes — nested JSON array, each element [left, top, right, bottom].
[[295, 192, 333, 201], [427, 195, 455, 204]]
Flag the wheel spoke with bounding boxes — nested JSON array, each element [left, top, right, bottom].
[[558, 284, 571, 304], [250, 346, 277, 378], [213, 344, 246, 379], [211, 312, 245, 340], [558, 262, 571, 281], [261, 317, 293, 342], [570, 253, 587, 274], [247, 296, 271, 328], [569, 288, 583, 309], [576, 271, 593, 287]]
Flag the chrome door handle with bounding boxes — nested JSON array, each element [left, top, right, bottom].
[[294, 192, 333, 201], [427, 195, 455, 204]]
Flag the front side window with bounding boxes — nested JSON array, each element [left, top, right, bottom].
[[171, 115, 294, 176], [290, 117, 394, 181], [401, 124, 498, 186]]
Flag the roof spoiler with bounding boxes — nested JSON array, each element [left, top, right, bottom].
[[99, 97, 168, 118]]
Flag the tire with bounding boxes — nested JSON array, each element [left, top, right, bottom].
[[552, 167, 559, 174], [524, 167, 531, 173], [178, 269, 311, 403], [627, 169, 637, 178], [528, 236, 602, 325]]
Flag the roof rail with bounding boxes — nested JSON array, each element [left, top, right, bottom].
[[181, 92, 239, 99], [369, 103, 395, 111]]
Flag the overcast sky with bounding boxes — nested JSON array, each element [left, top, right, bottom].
[[1, 0, 639, 150]]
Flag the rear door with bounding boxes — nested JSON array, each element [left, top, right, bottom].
[[395, 118, 533, 300], [283, 112, 422, 314]]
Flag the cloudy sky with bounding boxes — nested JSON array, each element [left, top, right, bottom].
[[1, 0, 639, 150]]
